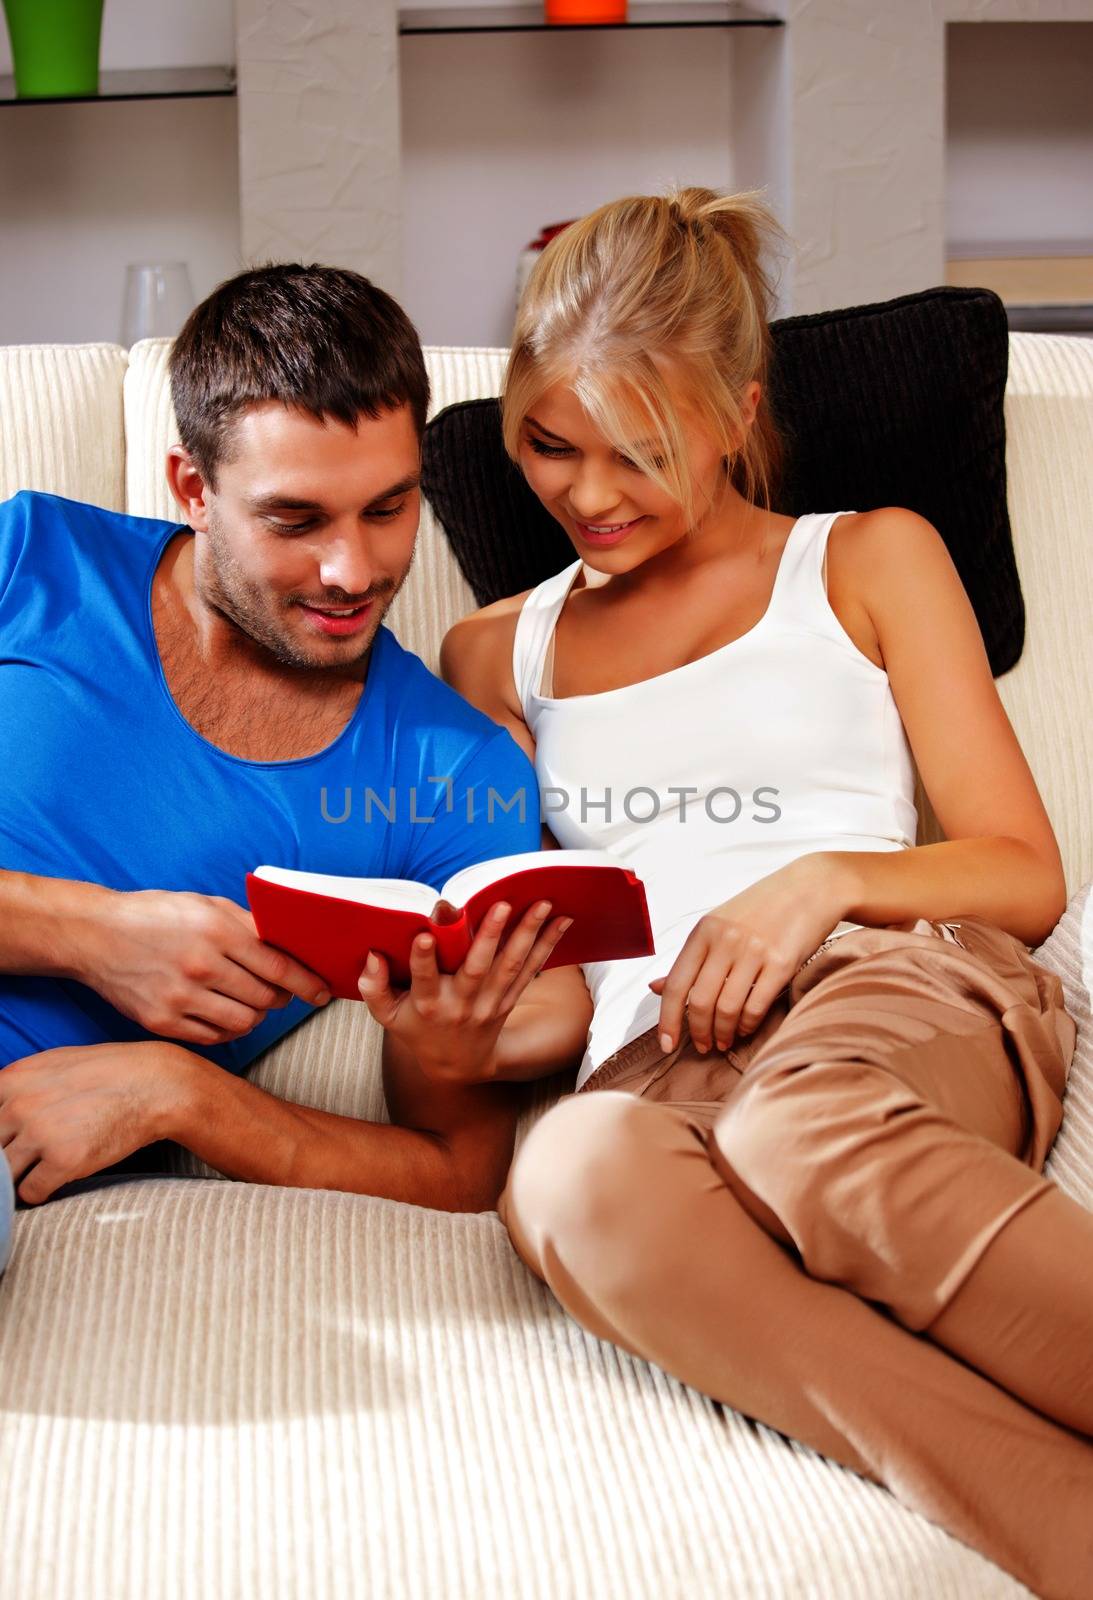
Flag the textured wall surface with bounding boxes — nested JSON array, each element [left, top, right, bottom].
[[235, 0, 403, 293], [752, 0, 1093, 314]]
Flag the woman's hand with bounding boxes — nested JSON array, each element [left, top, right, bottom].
[[357, 899, 573, 1084], [648, 855, 847, 1055]]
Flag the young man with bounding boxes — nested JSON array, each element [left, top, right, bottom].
[[0, 265, 590, 1231]]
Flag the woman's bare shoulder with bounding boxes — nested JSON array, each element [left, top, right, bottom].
[[824, 507, 944, 671], [441, 589, 532, 676], [439, 589, 536, 731]]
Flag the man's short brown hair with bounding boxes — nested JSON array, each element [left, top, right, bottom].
[[168, 264, 430, 486]]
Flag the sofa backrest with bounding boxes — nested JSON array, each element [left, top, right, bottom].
[[1, 335, 1090, 893]]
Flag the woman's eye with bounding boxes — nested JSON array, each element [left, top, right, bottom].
[[528, 437, 572, 458], [368, 502, 407, 521], [620, 454, 666, 472]]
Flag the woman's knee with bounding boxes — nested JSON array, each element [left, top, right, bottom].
[[501, 1091, 656, 1246]]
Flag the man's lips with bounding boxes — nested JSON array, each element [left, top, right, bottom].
[[571, 516, 645, 548], [297, 599, 375, 636]]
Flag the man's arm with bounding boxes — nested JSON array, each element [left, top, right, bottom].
[[176, 1039, 523, 1212], [0, 1036, 522, 1212], [0, 867, 330, 1042], [0, 869, 103, 976]]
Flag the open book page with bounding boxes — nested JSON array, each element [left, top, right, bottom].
[[440, 848, 623, 908], [251, 865, 437, 915]]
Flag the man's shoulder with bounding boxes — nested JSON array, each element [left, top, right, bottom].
[[1, 489, 180, 550], [377, 626, 532, 771]]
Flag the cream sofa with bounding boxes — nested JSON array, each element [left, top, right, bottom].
[[0, 334, 1091, 1600]]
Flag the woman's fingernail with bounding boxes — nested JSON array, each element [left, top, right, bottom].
[[659, 1032, 673, 1053], [366, 953, 380, 974], [559, 917, 573, 933], [317, 988, 332, 1004], [535, 900, 551, 917]]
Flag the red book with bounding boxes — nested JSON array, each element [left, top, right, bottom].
[[246, 848, 654, 999]]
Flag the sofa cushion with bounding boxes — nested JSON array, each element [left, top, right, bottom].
[[992, 333, 1093, 899], [0, 1176, 1037, 1599], [1037, 879, 1093, 1206], [421, 286, 1023, 676], [0, 343, 128, 512]]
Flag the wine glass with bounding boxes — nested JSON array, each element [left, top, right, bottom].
[[120, 262, 196, 347]]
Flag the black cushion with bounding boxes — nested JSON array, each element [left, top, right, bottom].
[[421, 285, 1023, 676]]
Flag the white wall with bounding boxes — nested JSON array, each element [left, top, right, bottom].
[[0, 100, 241, 345], [0, 0, 235, 74], [946, 21, 1093, 256], [0, 0, 239, 345], [400, 26, 739, 347]]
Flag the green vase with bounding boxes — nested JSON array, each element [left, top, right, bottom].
[[2, 0, 105, 98]]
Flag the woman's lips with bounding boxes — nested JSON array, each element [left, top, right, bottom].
[[572, 516, 644, 548], [298, 600, 374, 636]]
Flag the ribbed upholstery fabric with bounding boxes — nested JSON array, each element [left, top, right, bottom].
[[123, 337, 178, 523], [1039, 880, 1093, 1207], [386, 348, 508, 672], [385, 490, 476, 675], [0, 1181, 1035, 1600], [421, 345, 508, 413], [0, 343, 128, 510], [995, 334, 1093, 900], [1, 336, 1090, 1600]]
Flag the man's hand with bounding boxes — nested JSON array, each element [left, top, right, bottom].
[[71, 888, 332, 1046], [358, 898, 573, 1084], [0, 1041, 204, 1204]]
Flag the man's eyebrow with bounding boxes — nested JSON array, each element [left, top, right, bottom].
[[247, 474, 421, 515], [367, 472, 421, 505], [248, 494, 323, 513]]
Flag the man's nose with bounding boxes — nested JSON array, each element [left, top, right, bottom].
[[317, 527, 375, 597]]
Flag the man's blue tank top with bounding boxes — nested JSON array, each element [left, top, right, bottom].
[[0, 492, 540, 1071]]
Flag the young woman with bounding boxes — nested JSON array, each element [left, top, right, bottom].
[[364, 188, 1091, 1594]]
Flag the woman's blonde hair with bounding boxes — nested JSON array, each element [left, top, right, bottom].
[[501, 186, 788, 529]]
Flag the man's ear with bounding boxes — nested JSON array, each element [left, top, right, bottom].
[[166, 445, 212, 531]]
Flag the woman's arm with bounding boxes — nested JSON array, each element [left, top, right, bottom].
[[651, 509, 1070, 1057], [816, 507, 1068, 947]]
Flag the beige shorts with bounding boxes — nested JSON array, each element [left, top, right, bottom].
[[576, 915, 1075, 1178]]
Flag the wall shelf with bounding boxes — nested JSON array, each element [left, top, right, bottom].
[[399, 2, 781, 35], [0, 66, 236, 107]]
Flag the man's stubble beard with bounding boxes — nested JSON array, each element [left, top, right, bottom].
[[200, 508, 416, 674]]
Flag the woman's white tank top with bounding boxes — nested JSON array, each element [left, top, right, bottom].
[[512, 510, 937, 1088]]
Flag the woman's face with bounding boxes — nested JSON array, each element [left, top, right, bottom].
[[516, 378, 750, 572]]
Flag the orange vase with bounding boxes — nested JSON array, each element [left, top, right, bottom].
[[544, 0, 627, 22]]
